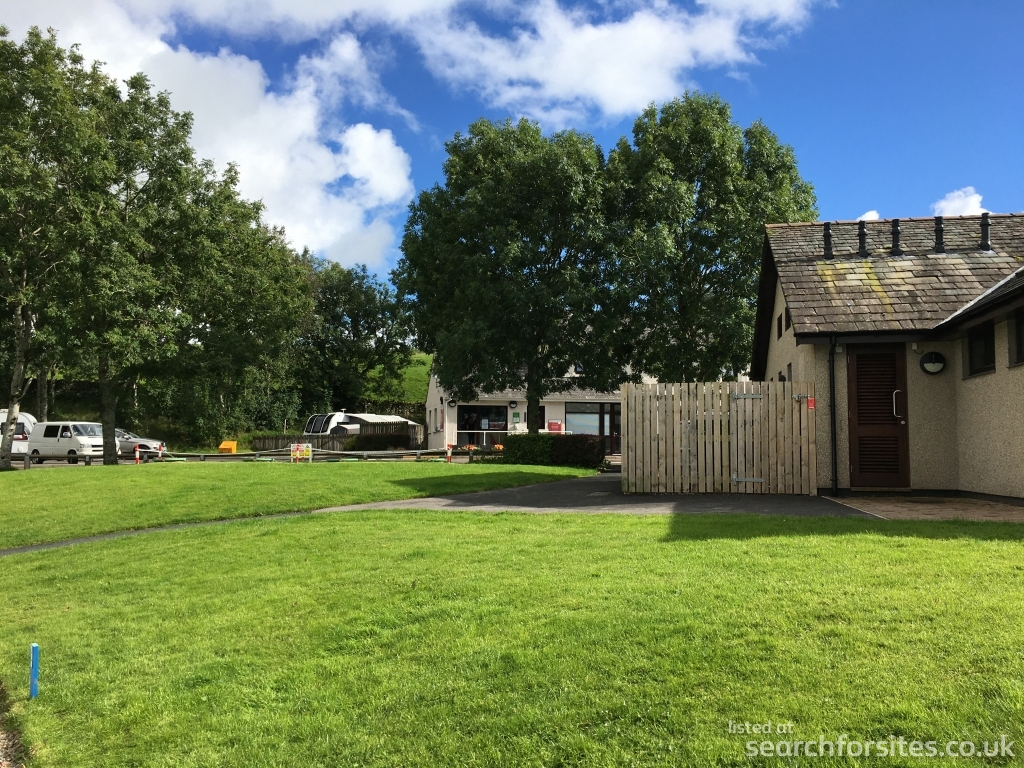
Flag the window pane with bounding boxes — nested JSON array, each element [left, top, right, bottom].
[[968, 322, 996, 375], [1016, 312, 1024, 364], [565, 402, 600, 413], [457, 406, 480, 431], [481, 406, 507, 430], [566, 412, 600, 435]]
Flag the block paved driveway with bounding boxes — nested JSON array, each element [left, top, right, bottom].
[[322, 472, 867, 517]]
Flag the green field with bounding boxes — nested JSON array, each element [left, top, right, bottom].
[[398, 352, 432, 403], [1, 510, 1022, 766], [0, 462, 589, 550], [364, 351, 432, 403]]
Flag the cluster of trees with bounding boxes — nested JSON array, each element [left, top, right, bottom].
[[398, 97, 817, 430], [3, 27, 818, 460], [0, 29, 409, 466]]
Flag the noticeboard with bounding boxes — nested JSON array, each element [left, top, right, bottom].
[[290, 443, 313, 462]]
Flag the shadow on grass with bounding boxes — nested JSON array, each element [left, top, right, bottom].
[[0, 680, 26, 767], [390, 470, 582, 498], [664, 511, 1024, 543]]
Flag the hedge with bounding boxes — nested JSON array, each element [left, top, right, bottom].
[[345, 433, 412, 451], [503, 433, 605, 468]]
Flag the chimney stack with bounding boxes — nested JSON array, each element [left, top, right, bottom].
[[891, 218, 902, 256], [981, 212, 991, 250], [934, 216, 945, 253], [823, 222, 833, 258], [858, 220, 868, 256]]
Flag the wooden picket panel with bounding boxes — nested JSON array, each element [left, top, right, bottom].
[[622, 381, 817, 495]]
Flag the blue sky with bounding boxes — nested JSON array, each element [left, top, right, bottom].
[[4, 1, 1022, 276]]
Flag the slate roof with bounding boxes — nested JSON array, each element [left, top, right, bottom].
[[766, 214, 1024, 335], [934, 261, 1024, 329]]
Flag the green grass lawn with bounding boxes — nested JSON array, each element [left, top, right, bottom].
[[1, 512, 1022, 766], [0, 462, 590, 550]]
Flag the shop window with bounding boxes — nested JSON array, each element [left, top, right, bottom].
[[457, 405, 508, 431], [966, 321, 996, 376]]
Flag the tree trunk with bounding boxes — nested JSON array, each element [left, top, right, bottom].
[[98, 352, 120, 465], [526, 389, 541, 434], [0, 305, 35, 470], [36, 364, 49, 422], [526, 366, 543, 434]]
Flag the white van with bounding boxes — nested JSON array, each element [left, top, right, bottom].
[[0, 411, 37, 455], [27, 421, 104, 464]]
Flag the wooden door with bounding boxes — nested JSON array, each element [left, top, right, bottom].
[[848, 344, 910, 488]]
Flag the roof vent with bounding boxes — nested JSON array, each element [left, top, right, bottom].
[[858, 220, 868, 256], [981, 211, 991, 250], [934, 216, 945, 253], [891, 218, 902, 256], [823, 222, 833, 258]]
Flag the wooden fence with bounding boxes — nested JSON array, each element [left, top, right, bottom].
[[251, 423, 425, 453], [621, 381, 817, 495]]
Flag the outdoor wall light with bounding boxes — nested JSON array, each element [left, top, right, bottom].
[[509, 400, 518, 409], [920, 351, 946, 374], [447, 399, 457, 408]]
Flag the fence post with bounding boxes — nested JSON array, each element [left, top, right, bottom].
[[23, 453, 30, 470]]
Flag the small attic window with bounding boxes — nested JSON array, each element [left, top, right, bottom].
[[777, 314, 783, 339], [785, 308, 792, 331]]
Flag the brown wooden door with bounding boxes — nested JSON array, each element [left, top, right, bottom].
[[848, 344, 910, 487]]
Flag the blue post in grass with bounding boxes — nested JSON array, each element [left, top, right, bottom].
[[29, 643, 39, 698]]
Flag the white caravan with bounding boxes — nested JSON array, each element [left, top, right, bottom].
[[0, 411, 38, 455]]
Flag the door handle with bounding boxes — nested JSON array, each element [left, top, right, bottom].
[[892, 389, 902, 418]]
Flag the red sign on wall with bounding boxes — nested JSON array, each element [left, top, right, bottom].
[[807, 397, 816, 410], [547, 420, 562, 432]]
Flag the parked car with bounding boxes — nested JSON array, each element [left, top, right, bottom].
[[0, 411, 37, 455], [115, 429, 166, 456], [28, 421, 104, 464]]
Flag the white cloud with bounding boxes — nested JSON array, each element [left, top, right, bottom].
[[29, 0, 820, 125], [1, 0, 415, 269], [409, 0, 817, 123], [931, 186, 987, 217], [857, 210, 880, 221]]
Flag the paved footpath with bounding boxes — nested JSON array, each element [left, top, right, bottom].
[[317, 473, 866, 517], [0, 474, 867, 559]]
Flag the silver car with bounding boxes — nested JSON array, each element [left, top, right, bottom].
[[116, 428, 166, 456]]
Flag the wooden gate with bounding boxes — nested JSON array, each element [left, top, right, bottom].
[[621, 381, 817, 495]]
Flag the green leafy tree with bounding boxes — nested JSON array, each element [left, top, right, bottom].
[[396, 118, 613, 432], [0, 27, 104, 468], [299, 262, 411, 414], [131, 163, 315, 446], [75, 72, 196, 463], [607, 93, 817, 381]]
